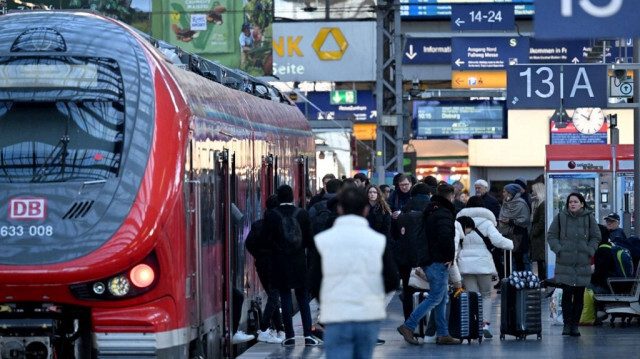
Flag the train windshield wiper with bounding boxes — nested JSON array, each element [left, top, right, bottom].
[[30, 135, 70, 183]]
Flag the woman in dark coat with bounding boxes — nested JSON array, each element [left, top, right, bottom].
[[547, 192, 600, 337], [365, 184, 392, 239]]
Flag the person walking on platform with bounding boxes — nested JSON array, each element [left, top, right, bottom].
[[456, 196, 514, 339], [397, 183, 461, 345], [244, 194, 285, 344], [308, 173, 336, 209], [388, 174, 412, 219], [308, 187, 398, 359], [547, 192, 600, 337], [365, 184, 392, 239], [262, 185, 321, 346], [498, 184, 531, 272], [530, 182, 547, 281], [391, 183, 431, 321]]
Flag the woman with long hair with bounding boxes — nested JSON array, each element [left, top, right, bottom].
[[365, 184, 392, 238], [530, 182, 547, 281], [547, 192, 600, 336]]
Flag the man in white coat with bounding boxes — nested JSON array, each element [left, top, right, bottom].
[[309, 187, 398, 359]]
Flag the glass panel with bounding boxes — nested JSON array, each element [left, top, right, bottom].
[[549, 174, 597, 217]]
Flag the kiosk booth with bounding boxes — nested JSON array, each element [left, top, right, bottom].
[[545, 144, 635, 279]]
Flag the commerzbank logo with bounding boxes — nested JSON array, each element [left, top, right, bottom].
[[273, 27, 349, 61]]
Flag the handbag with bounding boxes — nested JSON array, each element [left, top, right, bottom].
[[408, 267, 429, 290]]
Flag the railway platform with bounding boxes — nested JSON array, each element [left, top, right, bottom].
[[238, 286, 640, 359]]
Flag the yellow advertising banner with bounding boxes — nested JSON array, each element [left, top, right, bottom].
[[353, 123, 377, 141], [451, 71, 506, 89]]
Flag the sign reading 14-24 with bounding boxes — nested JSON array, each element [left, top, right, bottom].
[[535, 0, 640, 39], [507, 64, 607, 109]]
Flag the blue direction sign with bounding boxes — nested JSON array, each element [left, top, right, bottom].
[[529, 40, 590, 63], [403, 38, 451, 64], [535, 1, 640, 39], [507, 64, 607, 109], [451, 37, 529, 70], [451, 4, 515, 31]]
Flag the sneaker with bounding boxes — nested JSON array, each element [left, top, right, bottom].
[[304, 335, 323, 346], [436, 335, 461, 345], [396, 325, 420, 345], [482, 323, 493, 339], [257, 329, 282, 344], [232, 330, 255, 344], [423, 335, 436, 344], [376, 338, 385, 345], [276, 330, 286, 341], [281, 337, 296, 347]]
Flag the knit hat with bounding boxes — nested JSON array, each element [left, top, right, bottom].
[[514, 177, 527, 190], [504, 183, 521, 197], [474, 179, 489, 189]]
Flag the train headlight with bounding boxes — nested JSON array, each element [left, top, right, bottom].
[[93, 282, 106, 295], [108, 275, 130, 296], [130, 264, 155, 288]]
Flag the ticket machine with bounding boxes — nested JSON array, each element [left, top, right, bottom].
[[614, 145, 635, 235]]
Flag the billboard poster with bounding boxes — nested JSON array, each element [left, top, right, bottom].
[[274, 0, 376, 20]]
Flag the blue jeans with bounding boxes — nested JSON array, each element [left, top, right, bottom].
[[404, 262, 450, 337], [280, 288, 313, 338], [324, 321, 380, 359]]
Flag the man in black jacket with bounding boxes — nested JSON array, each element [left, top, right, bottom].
[[397, 183, 461, 345], [262, 185, 321, 347]]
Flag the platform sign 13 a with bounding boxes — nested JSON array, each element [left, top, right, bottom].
[[507, 64, 607, 109]]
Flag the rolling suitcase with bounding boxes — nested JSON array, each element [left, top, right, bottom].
[[499, 278, 543, 340], [449, 290, 483, 344], [412, 291, 429, 337]]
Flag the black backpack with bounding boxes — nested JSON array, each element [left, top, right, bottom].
[[273, 207, 303, 253], [245, 219, 264, 257], [310, 201, 336, 235]]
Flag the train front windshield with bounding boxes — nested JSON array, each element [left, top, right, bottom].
[[0, 56, 125, 183]]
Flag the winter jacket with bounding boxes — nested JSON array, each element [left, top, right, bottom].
[[310, 215, 398, 324], [366, 203, 391, 239], [591, 241, 618, 291], [529, 199, 546, 262], [547, 208, 600, 287], [262, 204, 314, 290], [418, 195, 456, 266], [388, 189, 411, 213], [481, 193, 501, 220], [456, 207, 514, 275]]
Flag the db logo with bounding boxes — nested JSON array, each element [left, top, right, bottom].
[[9, 198, 46, 220]]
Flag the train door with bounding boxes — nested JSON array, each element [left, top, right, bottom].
[[184, 136, 203, 342]]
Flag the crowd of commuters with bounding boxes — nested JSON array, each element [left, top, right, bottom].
[[242, 170, 636, 358]]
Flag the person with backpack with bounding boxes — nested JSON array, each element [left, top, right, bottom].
[[547, 192, 600, 337], [397, 183, 462, 345], [604, 212, 627, 243], [244, 194, 285, 344], [456, 196, 514, 339], [261, 185, 321, 346], [591, 224, 620, 295]]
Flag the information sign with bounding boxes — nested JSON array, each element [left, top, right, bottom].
[[451, 4, 515, 31], [451, 37, 529, 70], [330, 90, 357, 105], [507, 64, 607, 109], [403, 38, 451, 64]]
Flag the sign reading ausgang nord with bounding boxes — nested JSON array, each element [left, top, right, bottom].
[[451, 37, 529, 70], [507, 64, 607, 109], [535, 0, 640, 39]]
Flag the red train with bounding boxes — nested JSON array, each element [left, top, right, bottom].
[[0, 11, 315, 359]]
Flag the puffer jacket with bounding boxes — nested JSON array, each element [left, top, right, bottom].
[[456, 207, 514, 275], [547, 208, 600, 287]]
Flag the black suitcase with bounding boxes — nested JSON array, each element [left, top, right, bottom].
[[449, 291, 483, 344], [412, 291, 429, 337], [499, 279, 542, 340]]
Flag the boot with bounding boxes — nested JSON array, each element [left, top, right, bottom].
[[562, 323, 571, 335], [570, 325, 581, 337]]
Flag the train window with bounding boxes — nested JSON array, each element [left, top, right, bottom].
[[0, 57, 124, 183]]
